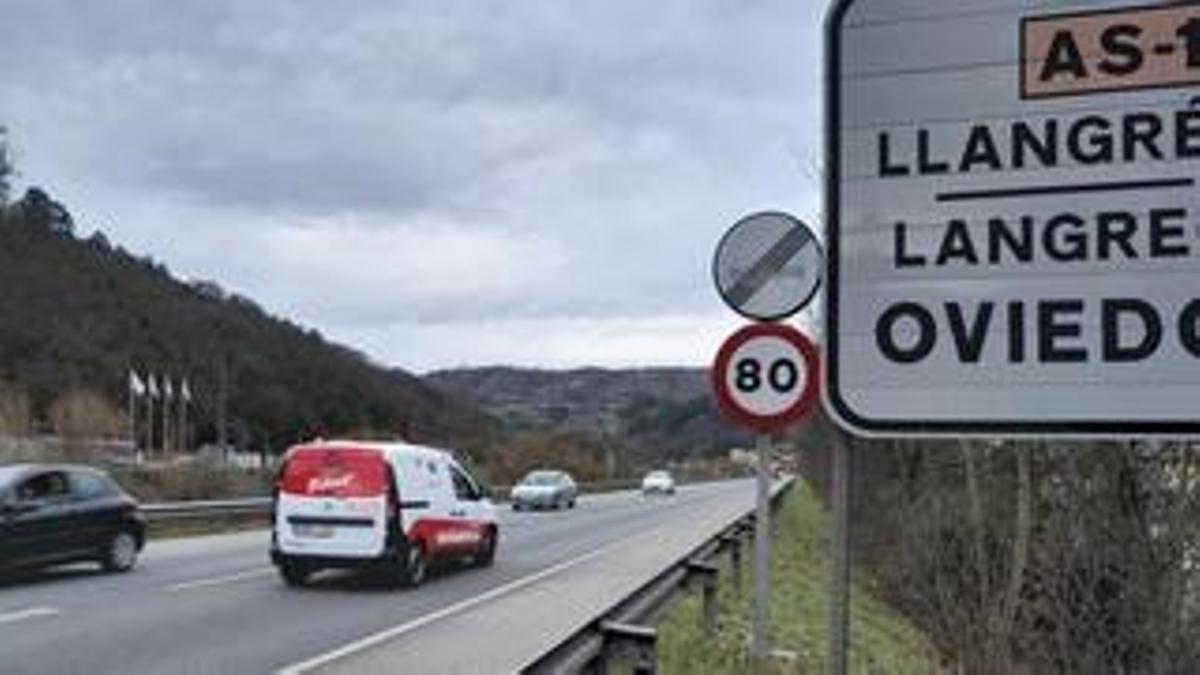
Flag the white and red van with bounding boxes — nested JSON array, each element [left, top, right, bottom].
[[270, 440, 498, 587]]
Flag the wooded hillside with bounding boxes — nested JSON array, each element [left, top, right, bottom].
[[427, 366, 753, 471], [0, 182, 499, 458]]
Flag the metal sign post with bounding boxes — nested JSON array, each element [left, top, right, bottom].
[[827, 433, 851, 675], [752, 431, 772, 662]]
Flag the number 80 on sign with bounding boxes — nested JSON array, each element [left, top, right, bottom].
[[712, 324, 821, 433]]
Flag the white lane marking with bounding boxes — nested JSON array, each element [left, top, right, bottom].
[[0, 606, 60, 625], [277, 539, 624, 675], [167, 567, 275, 593]]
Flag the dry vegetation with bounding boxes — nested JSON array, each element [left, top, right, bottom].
[[795, 411, 1200, 673]]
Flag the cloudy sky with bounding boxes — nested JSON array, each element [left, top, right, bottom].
[[0, 1, 824, 373]]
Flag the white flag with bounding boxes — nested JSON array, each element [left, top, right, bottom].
[[129, 370, 145, 397], [181, 379, 192, 403], [147, 375, 159, 399]]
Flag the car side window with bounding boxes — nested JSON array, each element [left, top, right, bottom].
[[16, 471, 71, 503], [70, 471, 115, 500], [449, 465, 479, 502]]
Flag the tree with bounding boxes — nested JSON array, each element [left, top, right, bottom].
[[0, 126, 11, 207], [488, 431, 605, 485], [800, 437, 1200, 673], [12, 187, 74, 235], [49, 388, 121, 455], [0, 380, 32, 436]]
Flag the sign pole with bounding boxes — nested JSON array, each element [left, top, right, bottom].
[[752, 431, 772, 663], [827, 433, 851, 675], [711, 213, 823, 668]]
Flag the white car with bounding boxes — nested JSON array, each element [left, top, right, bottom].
[[641, 470, 676, 496], [271, 440, 498, 588]]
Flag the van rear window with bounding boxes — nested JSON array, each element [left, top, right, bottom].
[[280, 448, 388, 497]]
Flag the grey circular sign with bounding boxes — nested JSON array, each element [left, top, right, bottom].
[[712, 211, 823, 321]]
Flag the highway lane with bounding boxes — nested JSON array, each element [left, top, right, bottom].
[[0, 480, 755, 675]]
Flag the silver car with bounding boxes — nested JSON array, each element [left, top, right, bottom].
[[511, 470, 577, 511]]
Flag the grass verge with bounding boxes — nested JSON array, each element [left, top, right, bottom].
[[657, 481, 943, 674]]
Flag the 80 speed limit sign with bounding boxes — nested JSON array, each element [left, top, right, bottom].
[[712, 324, 820, 433]]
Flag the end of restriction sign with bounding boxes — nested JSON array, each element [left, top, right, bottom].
[[712, 212, 823, 322], [712, 324, 821, 433]]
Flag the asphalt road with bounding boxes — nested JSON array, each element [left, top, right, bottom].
[[0, 480, 756, 675]]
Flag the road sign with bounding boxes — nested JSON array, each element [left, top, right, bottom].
[[712, 323, 820, 433], [826, 0, 1200, 435], [713, 211, 822, 321]]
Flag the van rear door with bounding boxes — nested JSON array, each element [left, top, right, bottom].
[[275, 447, 389, 559]]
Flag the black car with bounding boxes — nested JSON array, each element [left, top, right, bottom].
[[0, 464, 146, 574]]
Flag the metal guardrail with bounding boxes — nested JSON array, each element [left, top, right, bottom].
[[525, 477, 797, 675], [139, 479, 650, 522], [141, 497, 273, 521]]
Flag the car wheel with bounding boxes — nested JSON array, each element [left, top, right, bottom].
[[512, 502, 522, 511], [100, 530, 139, 573], [475, 528, 497, 568], [400, 542, 427, 588], [568, 499, 576, 509], [279, 561, 311, 587]]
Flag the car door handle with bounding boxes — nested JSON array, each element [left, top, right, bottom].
[[449, 509, 466, 517]]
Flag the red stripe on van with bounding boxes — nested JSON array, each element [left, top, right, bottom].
[[409, 518, 484, 554], [280, 447, 387, 498]]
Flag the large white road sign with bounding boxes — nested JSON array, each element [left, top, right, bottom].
[[826, 0, 1200, 435]]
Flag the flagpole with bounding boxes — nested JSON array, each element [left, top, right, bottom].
[[177, 379, 188, 453], [128, 371, 139, 463], [161, 378, 170, 456], [145, 376, 155, 461]]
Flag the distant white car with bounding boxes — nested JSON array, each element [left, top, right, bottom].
[[641, 470, 676, 496]]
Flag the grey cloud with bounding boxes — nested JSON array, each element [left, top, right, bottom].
[[0, 0, 825, 366]]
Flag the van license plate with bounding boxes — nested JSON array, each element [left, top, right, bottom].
[[295, 524, 335, 539]]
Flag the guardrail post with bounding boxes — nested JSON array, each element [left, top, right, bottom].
[[722, 533, 742, 596], [687, 560, 719, 635], [600, 622, 657, 675]]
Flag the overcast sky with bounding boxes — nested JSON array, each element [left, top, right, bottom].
[[0, 1, 824, 373]]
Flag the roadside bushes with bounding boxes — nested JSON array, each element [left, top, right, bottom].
[[796, 418, 1200, 674], [109, 463, 273, 502]]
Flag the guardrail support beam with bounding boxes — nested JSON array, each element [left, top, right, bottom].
[[721, 532, 743, 596], [599, 621, 657, 675], [686, 560, 719, 635]]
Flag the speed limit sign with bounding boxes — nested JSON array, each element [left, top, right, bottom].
[[712, 323, 820, 433]]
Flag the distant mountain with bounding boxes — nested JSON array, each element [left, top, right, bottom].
[[426, 366, 752, 465], [0, 187, 499, 457]]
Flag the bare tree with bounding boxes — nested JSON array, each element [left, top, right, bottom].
[[0, 380, 32, 437], [829, 438, 1200, 674], [49, 388, 121, 456]]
